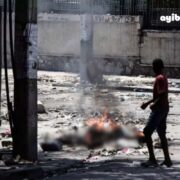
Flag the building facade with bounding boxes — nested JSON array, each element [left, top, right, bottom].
[[38, 0, 180, 77]]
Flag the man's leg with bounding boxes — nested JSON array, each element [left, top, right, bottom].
[[157, 117, 172, 167], [142, 111, 159, 166], [144, 125, 156, 162]]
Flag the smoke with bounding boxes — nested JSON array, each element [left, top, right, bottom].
[[80, 0, 110, 84], [37, 0, 120, 113]]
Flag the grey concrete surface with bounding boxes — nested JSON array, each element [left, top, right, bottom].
[[1, 71, 180, 180]]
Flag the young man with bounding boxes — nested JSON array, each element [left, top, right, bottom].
[[141, 59, 172, 167]]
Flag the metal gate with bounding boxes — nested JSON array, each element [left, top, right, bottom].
[[146, 0, 180, 29], [38, 0, 180, 30]]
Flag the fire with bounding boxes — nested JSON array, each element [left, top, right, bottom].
[[84, 109, 144, 148], [40, 110, 145, 151], [85, 110, 119, 132]]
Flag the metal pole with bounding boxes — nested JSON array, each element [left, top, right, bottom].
[[80, 0, 93, 83], [80, 0, 102, 84], [14, 0, 37, 161], [146, 0, 151, 29]]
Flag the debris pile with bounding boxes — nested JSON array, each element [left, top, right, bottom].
[[40, 110, 145, 151]]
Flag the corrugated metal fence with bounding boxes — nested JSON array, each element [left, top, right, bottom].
[[38, 0, 180, 29], [38, 0, 141, 14]]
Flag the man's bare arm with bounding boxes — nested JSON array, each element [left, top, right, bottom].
[[141, 92, 166, 110], [150, 92, 166, 110], [141, 99, 154, 110]]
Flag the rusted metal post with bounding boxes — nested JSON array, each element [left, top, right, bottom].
[[14, 0, 37, 161]]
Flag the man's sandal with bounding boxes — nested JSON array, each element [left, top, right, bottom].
[[141, 160, 158, 168], [160, 160, 173, 167]]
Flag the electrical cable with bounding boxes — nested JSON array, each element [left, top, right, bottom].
[[3, 0, 15, 146], [8, 0, 16, 78], [27, 0, 35, 42], [2, 0, 36, 156]]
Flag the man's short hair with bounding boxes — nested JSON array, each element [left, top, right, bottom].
[[153, 59, 164, 70]]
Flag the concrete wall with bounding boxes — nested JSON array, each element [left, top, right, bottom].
[[38, 14, 80, 56], [38, 14, 141, 58], [38, 14, 142, 75], [38, 13, 180, 77], [93, 16, 141, 58], [141, 30, 180, 66]]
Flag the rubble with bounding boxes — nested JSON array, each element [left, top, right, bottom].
[[0, 129, 11, 138], [38, 116, 48, 121], [116, 139, 140, 150], [130, 161, 141, 167], [40, 140, 62, 152], [1, 139, 12, 148], [39, 130, 63, 152], [0, 161, 5, 166], [1, 71, 180, 178], [38, 101, 46, 114], [38, 110, 145, 151]]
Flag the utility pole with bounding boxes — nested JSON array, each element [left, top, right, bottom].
[[14, 0, 38, 161], [80, 0, 102, 84], [80, 0, 93, 83]]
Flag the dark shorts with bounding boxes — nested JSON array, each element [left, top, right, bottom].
[[144, 107, 169, 137]]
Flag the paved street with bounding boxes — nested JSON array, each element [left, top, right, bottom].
[[1, 71, 180, 179]]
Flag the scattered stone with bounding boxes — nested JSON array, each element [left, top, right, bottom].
[[167, 138, 173, 142], [100, 148, 117, 157], [116, 138, 140, 150], [0, 160, 5, 166], [38, 117, 48, 121], [172, 82, 176, 87], [138, 75, 145, 78], [117, 147, 131, 154], [1, 139, 12, 148], [86, 155, 101, 162], [0, 129, 11, 138], [116, 139, 129, 150], [38, 101, 46, 114], [40, 140, 62, 152], [136, 147, 148, 155], [50, 79, 55, 83], [101, 89, 108, 93], [154, 142, 162, 149], [130, 161, 141, 167], [1, 154, 13, 162], [40, 133, 63, 152]]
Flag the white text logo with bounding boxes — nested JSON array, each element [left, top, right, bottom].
[[160, 14, 180, 23]]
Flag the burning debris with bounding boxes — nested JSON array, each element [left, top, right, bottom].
[[40, 110, 144, 151], [83, 110, 144, 148], [85, 110, 119, 132]]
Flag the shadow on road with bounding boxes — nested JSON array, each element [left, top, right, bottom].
[[50, 158, 180, 180]]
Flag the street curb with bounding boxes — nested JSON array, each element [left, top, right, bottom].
[[100, 85, 180, 93]]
